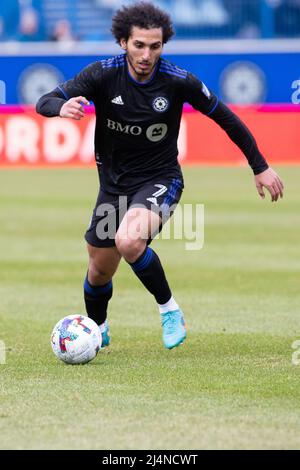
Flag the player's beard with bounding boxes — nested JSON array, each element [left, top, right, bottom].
[[126, 53, 159, 81]]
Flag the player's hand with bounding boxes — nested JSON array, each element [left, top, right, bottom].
[[59, 96, 89, 120], [255, 167, 284, 202]]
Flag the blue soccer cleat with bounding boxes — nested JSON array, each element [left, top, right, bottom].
[[161, 309, 187, 349], [99, 320, 111, 348]]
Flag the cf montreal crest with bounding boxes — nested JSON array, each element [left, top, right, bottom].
[[152, 96, 169, 112]]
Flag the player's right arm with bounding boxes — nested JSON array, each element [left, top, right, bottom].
[[36, 61, 102, 119]]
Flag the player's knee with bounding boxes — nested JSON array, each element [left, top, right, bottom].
[[115, 236, 145, 263]]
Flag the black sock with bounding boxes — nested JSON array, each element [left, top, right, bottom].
[[129, 247, 171, 304], [83, 275, 113, 325]]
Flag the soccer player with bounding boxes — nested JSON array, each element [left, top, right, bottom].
[[36, 1, 284, 350]]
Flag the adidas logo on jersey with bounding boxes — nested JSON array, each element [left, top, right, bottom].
[[111, 95, 124, 105]]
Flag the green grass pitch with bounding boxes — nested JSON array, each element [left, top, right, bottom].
[[0, 166, 300, 450]]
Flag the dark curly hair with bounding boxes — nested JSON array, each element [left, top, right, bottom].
[[111, 1, 174, 44]]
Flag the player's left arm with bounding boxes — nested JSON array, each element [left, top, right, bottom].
[[208, 100, 284, 202], [254, 167, 284, 202], [183, 73, 284, 202]]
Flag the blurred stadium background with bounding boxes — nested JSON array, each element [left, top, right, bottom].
[[1, 0, 300, 41], [0, 0, 299, 166]]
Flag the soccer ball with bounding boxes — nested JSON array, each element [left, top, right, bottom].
[[50, 315, 102, 364]]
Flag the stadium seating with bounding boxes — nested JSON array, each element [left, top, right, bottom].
[[0, 0, 299, 41]]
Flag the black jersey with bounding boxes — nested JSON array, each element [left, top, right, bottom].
[[36, 54, 268, 194]]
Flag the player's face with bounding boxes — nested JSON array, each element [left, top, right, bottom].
[[121, 26, 163, 82]]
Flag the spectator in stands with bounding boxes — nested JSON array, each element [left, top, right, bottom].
[[17, 6, 42, 41], [49, 19, 77, 42]]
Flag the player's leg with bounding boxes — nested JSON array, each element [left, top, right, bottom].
[[84, 189, 123, 346], [87, 243, 121, 286], [116, 206, 173, 304], [115, 178, 186, 349], [84, 244, 121, 347]]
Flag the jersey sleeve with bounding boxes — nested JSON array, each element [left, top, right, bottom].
[[36, 61, 103, 117], [181, 73, 268, 174], [182, 72, 218, 115], [207, 100, 269, 174], [58, 61, 103, 102]]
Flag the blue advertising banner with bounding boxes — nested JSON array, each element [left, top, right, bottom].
[[0, 49, 299, 104]]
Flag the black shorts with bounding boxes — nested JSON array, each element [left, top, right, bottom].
[[85, 176, 183, 248]]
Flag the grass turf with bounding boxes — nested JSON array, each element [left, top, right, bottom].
[[0, 166, 300, 449]]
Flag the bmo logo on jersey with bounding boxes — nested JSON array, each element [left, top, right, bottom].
[[107, 119, 168, 142], [107, 119, 142, 135]]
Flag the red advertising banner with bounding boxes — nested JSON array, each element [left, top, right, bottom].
[[0, 106, 95, 167], [0, 105, 299, 167]]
